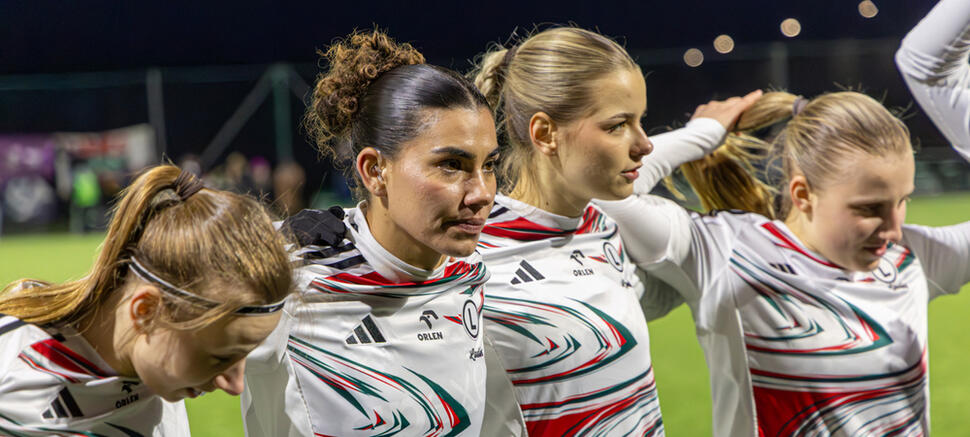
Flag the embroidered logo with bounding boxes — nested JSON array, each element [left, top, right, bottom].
[[873, 258, 898, 284], [468, 347, 484, 361], [570, 250, 585, 265], [345, 315, 387, 345], [42, 388, 83, 419], [419, 310, 439, 329], [462, 300, 481, 339], [510, 260, 545, 284]]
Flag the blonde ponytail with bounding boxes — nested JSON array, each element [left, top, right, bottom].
[[679, 91, 911, 219]]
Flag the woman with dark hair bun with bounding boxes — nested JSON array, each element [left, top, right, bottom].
[[242, 30, 500, 436]]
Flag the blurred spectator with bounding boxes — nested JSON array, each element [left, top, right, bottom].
[[178, 154, 202, 177], [273, 160, 305, 216], [250, 156, 273, 198], [69, 164, 103, 233]]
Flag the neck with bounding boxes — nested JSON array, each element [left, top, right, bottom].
[[78, 289, 135, 377], [362, 200, 445, 271], [509, 166, 589, 218], [783, 209, 822, 254]]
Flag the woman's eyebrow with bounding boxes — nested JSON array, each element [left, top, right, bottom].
[[431, 146, 474, 159]]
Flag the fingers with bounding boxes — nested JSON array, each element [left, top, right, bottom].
[[739, 89, 763, 107], [726, 89, 763, 116], [690, 89, 764, 130]]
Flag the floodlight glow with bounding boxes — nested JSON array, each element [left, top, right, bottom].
[[780, 18, 801, 37], [684, 48, 704, 67], [859, 1, 878, 18], [714, 35, 735, 54]]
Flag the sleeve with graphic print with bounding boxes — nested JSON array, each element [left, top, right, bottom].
[[593, 194, 736, 303], [896, 0, 970, 160]]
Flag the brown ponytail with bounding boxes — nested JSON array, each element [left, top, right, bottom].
[[1, 164, 293, 330]]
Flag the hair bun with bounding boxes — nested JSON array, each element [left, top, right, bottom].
[[305, 30, 425, 153]]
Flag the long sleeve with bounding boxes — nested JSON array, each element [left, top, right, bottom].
[[635, 118, 726, 194], [896, 0, 970, 160], [593, 194, 711, 304], [594, 195, 693, 268], [902, 221, 970, 300], [241, 304, 314, 437]]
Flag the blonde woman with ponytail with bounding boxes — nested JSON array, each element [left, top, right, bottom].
[[596, 89, 970, 435], [0, 164, 293, 436], [466, 26, 759, 436]]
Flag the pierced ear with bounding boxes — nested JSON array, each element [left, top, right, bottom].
[[128, 287, 162, 333], [788, 174, 814, 216], [356, 147, 387, 198], [529, 112, 558, 157]]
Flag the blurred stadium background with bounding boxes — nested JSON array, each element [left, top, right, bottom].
[[1, 0, 968, 435]]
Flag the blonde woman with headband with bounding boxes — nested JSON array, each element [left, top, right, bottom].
[[468, 26, 760, 436], [596, 90, 970, 435], [0, 165, 293, 435]]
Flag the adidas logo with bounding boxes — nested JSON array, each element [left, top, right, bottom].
[[43, 387, 83, 419], [510, 260, 545, 284], [345, 315, 387, 345], [770, 263, 796, 275]]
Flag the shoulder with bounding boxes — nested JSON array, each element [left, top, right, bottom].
[[0, 315, 44, 368], [692, 209, 770, 232], [0, 316, 60, 412]]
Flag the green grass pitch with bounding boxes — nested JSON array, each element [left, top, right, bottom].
[[0, 193, 967, 436]]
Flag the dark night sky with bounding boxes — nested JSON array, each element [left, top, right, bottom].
[[1, 0, 959, 179], [0, 0, 939, 74]]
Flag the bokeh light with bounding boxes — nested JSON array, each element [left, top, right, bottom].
[[684, 48, 704, 67], [714, 35, 735, 54], [859, 1, 878, 18], [780, 18, 801, 37]]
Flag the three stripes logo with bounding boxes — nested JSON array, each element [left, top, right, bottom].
[[770, 263, 797, 275], [345, 315, 387, 345], [42, 387, 83, 419], [510, 260, 545, 285]]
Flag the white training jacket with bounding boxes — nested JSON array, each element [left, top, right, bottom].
[[896, 0, 970, 162], [0, 314, 190, 436], [242, 206, 489, 437]]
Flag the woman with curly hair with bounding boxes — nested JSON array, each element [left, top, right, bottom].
[[241, 30, 499, 437]]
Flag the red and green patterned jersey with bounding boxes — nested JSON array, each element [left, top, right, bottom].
[[477, 195, 665, 437], [243, 207, 490, 437], [0, 315, 189, 436], [599, 194, 970, 436]]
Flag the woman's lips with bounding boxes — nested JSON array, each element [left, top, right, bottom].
[[864, 241, 888, 257], [447, 218, 485, 234], [621, 166, 641, 181]]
